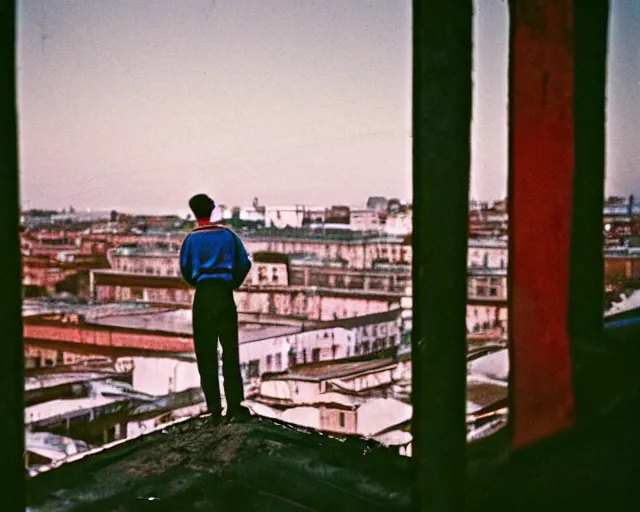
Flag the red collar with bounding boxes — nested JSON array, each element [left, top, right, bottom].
[[192, 222, 228, 233]]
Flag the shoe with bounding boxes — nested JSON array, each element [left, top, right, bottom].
[[203, 411, 223, 426], [226, 406, 253, 423]]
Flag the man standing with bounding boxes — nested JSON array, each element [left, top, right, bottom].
[[180, 194, 252, 422]]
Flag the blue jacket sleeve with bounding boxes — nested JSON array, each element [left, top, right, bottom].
[[231, 233, 252, 289], [179, 235, 195, 286]]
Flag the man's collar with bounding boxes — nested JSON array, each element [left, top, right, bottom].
[[192, 221, 228, 233]]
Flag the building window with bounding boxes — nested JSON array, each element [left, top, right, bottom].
[[247, 360, 260, 378], [370, 279, 385, 290], [275, 353, 282, 371], [266, 354, 273, 370], [312, 348, 321, 362], [339, 412, 345, 428]]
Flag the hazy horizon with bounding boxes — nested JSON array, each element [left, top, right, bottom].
[[17, 1, 640, 216]]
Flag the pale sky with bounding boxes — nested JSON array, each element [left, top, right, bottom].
[[16, 1, 640, 216]]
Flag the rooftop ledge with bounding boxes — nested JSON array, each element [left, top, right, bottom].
[[26, 414, 414, 511]]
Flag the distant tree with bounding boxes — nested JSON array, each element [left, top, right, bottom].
[[606, 268, 628, 293], [388, 198, 402, 214], [366, 196, 388, 211], [110, 210, 118, 222]]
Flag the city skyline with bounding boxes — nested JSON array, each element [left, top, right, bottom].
[[17, 1, 640, 216]]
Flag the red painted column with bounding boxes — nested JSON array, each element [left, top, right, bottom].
[[508, 0, 575, 448]]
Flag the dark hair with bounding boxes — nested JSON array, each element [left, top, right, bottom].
[[188, 194, 215, 219]]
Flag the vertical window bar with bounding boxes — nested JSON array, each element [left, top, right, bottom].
[[412, 1, 473, 510], [0, 0, 25, 509]]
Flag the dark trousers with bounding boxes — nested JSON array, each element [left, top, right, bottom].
[[192, 279, 245, 417]]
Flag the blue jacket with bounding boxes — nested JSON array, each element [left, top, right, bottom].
[[179, 223, 252, 289]]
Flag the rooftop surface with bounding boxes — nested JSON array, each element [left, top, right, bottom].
[[603, 204, 640, 215], [466, 380, 508, 410], [23, 298, 161, 318], [90, 309, 300, 343], [23, 298, 301, 343], [467, 348, 509, 382], [25, 397, 126, 425], [109, 243, 180, 255], [605, 290, 640, 318], [25, 372, 113, 391], [467, 237, 508, 248], [26, 432, 91, 463], [278, 358, 397, 382], [26, 415, 413, 511], [244, 230, 408, 244], [467, 267, 508, 276], [603, 247, 640, 257], [317, 309, 402, 330]]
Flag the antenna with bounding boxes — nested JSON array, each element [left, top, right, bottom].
[[38, 3, 51, 54]]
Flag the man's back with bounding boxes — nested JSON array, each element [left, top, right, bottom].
[[180, 224, 251, 289]]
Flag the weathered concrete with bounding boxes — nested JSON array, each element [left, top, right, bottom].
[[26, 416, 413, 511]]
